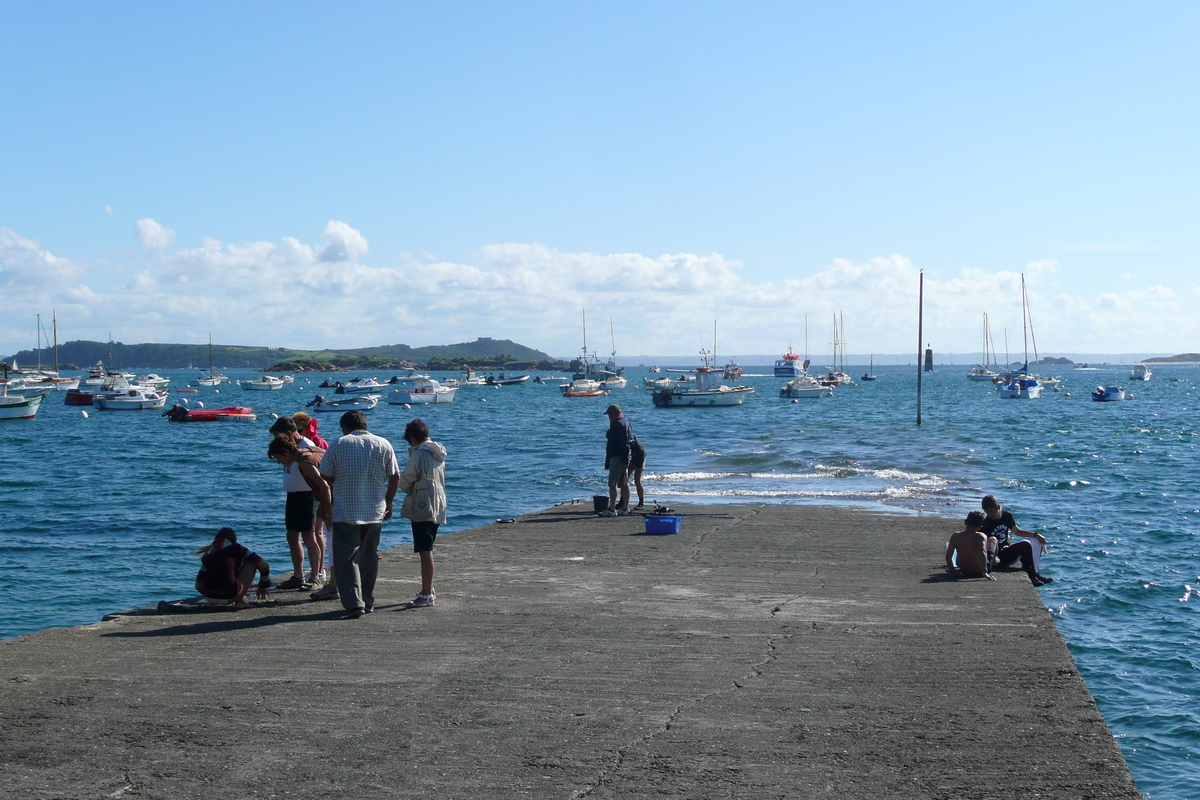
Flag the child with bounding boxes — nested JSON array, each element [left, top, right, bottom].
[[981, 495, 1053, 587], [195, 528, 272, 609], [946, 511, 996, 580]]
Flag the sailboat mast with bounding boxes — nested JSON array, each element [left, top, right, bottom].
[[713, 320, 717, 365], [53, 312, 59, 375], [1020, 274, 1031, 368], [36, 314, 41, 371]]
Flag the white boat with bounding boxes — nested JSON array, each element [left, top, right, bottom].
[[561, 378, 606, 397], [2, 378, 55, 397], [600, 374, 627, 390], [817, 312, 855, 386], [780, 375, 832, 399], [334, 378, 387, 394], [998, 375, 1043, 399], [459, 368, 487, 386], [1130, 364, 1151, 381], [967, 313, 1000, 381], [240, 376, 285, 391], [93, 386, 169, 410], [0, 385, 44, 420], [388, 379, 457, 404], [190, 335, 230, 386], [136, 374, 171, 389], [307, 393, 381, 412], [1092, 385, 1127, 402], [649, 366, 661, 373], [485, 373, 531, 386], [650, 349, 754, 408]]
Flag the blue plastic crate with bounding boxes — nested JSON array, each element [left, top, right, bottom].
[[644, 515, 681, 534]]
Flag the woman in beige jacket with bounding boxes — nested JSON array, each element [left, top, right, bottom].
[[399, 418, 447, 608]]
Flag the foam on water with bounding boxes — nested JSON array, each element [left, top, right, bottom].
[[2, 364, 1199, 797]]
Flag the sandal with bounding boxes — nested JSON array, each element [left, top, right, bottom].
[[406, 594, 435, 609], [310, 584, 338, 601]]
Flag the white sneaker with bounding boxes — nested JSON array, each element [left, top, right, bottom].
[[598, 509, 616, 517], [616, 509, 631, 516]]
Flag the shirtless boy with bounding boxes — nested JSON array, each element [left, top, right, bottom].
[[946, 511, 996, 580]]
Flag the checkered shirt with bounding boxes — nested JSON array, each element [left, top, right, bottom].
[[319, 430, 400, 524]]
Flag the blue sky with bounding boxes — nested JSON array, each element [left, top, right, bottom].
[[3, 2, 1199, 359]]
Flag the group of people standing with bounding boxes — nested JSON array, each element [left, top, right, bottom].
[[195, 409, 447, 618]]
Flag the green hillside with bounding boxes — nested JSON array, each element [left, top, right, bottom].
[[3, 337, 564, 372]]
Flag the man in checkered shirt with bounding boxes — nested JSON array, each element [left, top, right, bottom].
[[319, 410, 400, 618]]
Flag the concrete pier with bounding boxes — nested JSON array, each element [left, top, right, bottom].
[[0, 504, 1140, 799]]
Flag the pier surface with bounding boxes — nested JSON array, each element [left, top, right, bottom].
[[0, 504, 1139, 799]]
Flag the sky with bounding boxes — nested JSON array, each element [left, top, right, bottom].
[[3, 1, 1200, 360]]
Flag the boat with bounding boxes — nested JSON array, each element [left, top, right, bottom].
[[485, 373, 531, 386], [723, 361, 743, 380], [817, 312, 855, 386], [306, 393, 381, 412], [967, 313, 1000, 381], [191, 335, 230, 386], [93, 386, 169, 410], [164, 404, 257, 422], [1130, 364, 1151, 381], [388, 378, 457, 404], [650, 348, 754, 408], [861, 355, 877, 382], [240, 376, 286, 391], [560, 377, 607, 397], [136, 374, 171, 389], [773, 350, 804, 377], [17, 313, 80, 391], [997, 375, 1043, 400], [0, 383, 44, 420], [649, 366, 661, 374], [65, 372, 137, 406], [643, 375, 692, 390], [997, 276, 1045, 400], [780, 375, 833, 399], [1092, 386, 1127, 402], [459, 368, 487, 386], [334, 377, 387, 394], [600, 319, 627, 390]]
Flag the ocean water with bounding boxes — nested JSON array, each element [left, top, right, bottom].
[[2, 363, 1197, 798]]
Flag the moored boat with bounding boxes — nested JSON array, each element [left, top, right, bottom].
[[388, 379, 457, 404], [1130, 364, 1151, 381], [651, 351, 754, 408], [0, 385, 44, 420], [306, 393, 381, 412], [1092, 385, 1127, 402], [164, 404, 257, 422], [773, 351, 804, 377], [780, 375, 833, 399], [998, 375, 1043, 400], [240, 376, 286, 391], [335, 377, 387, 394], [93, 386, 169, 410]]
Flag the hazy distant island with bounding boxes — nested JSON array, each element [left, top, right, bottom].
[[2, 337, 571, 373]]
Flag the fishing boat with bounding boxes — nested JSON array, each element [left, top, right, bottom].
[[191, 335, 230, 387], [334, 377, 387, 394], [773, 350, 804, 377], [164, 404, 257, 422], [1092, 386, 1127, 402], [388, 378, 457, 404], [967, 313, 1000, 381], [651, 347, 754, 408], [780, 375, 833, 399], [861, 355, 877, 382], [0, 384, 44, 420], [93, 386, 169, 410], [649, 366, 661, 374], [240, 376, 286, 391], [306, 393, 381, 412], [136, 374, 171, 390], [1130, 364, 1151, 381]]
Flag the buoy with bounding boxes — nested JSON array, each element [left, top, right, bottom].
[[403, 404, 411, 410], [792, 399, 798, 403], [79, 410, 88, 418], [479, 397, 486, 402], [1065, 392, 1071, 397], [270, 413, 279, 419], [181, 397, 189, 405], [214, 389, 220, 393], [196, 401, 205, 408]]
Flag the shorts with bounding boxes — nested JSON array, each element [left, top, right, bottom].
[[285, 491, 315, 532], [607, 456, 628, 487], [630, 444, 646, 471], [411, 520, 439, 553]]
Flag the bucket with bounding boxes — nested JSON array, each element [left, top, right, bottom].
[[592, 495, 609, 513]]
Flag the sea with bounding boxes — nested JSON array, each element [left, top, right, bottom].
[[1, 363, 1196, 798]]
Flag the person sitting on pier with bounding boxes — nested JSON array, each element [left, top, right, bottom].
[[945, 511, 995, 580], [195, 527, 271, 609], [981, 495, 1053, 587]]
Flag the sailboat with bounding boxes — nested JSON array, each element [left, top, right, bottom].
[[191, 335, 230, 387], [13, 313, 80, 391], [997, 276, 1043, 399], [600, 320, 627, 390], [967, 313, 1000, 382], [561, 311, 607, 397], [817, 312, 854, 386], [861, 355, 877, 382]]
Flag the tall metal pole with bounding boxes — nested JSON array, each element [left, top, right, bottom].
[[916, 270, 924, 427]]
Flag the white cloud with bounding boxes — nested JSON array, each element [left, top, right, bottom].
[[104, 204, 113, 216], [136, 218, 176, 250], [2, 222, 1199, 359]]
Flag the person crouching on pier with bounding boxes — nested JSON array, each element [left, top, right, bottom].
[[195, 528, 271, 609]]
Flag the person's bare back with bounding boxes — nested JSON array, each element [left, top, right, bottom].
[[946, 511, 995, 580]]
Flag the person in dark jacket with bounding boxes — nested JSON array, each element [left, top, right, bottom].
[[601, 404, 633, 516]]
